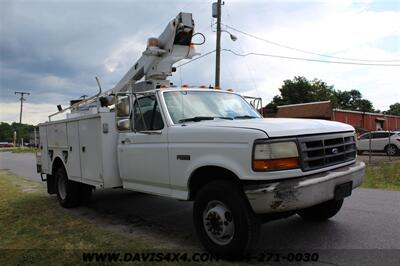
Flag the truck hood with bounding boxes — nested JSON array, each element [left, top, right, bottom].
[[186, 118, 354, 138]]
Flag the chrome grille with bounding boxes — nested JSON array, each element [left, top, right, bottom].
[[298, 132, 357, 171]]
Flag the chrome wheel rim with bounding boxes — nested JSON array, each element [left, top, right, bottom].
[[203, 200, 235, 245], [57, 175, 67, 200]]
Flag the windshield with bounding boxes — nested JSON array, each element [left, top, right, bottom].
[[163, 90, 261, 124]]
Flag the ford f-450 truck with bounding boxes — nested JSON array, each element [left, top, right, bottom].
[[36, 12, 365, 258]]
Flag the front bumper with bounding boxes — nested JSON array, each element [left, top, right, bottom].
[[244, 161, 365, 214]]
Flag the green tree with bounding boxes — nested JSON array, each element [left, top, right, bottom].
[[0, 122, 36, 143], [387, 102, 400, 115], [0, 123, 14, 142], [333, 90, 374, 112], [266, 76, 334, 109], [266, 76, 375, 112]]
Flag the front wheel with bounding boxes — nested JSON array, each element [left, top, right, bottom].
[[193, 181, 260, 259], [297, 199, 344, 221]]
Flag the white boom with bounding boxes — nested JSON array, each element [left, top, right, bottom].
[[48, 12, 200, 120], [110, 12, 199, 94]]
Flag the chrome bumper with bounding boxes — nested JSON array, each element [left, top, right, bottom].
[[244, 161, 365, 214]]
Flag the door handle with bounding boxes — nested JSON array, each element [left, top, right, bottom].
[[140, 130, 162, 135], [121, 138, 131, 144], [82, 146, 86, 152]]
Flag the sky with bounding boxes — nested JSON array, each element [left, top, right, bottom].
[[0, 0, 399, 125]]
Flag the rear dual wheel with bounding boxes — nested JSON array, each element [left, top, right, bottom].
[[55, 167, 93, 208]]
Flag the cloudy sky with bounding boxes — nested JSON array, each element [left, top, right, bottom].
[[1, 0, 399, 124]]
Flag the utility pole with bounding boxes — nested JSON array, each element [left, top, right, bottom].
[[14, 91, 30, 124], [214, 0, 222, 88]]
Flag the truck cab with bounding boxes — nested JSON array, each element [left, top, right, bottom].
[[111, 86, 365, 256]]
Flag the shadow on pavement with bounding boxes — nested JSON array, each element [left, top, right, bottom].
[[78, 188, 351, 250]]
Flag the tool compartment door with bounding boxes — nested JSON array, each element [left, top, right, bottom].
[[39, 125, 49, 173], [66, 121, 81, 179], [79, 118, 103, 184]]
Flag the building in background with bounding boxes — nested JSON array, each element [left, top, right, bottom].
[[263, 101, 400, 133]]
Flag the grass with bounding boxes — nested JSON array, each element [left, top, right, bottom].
[[0, 147, 38, 153], [362, 160, 400, 191], [0, 170, 223, 265]]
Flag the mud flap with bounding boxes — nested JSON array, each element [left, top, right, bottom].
[[47, 174, 56, 195]]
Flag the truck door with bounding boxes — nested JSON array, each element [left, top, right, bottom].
[[118, 94, 170, 195]]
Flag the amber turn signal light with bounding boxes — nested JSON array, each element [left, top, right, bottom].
[[253, 157, 299, 171]]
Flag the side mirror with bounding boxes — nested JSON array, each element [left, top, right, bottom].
[[117, 118, 131, 131], [116, 95, 130, 117], [116, 94, 131, 131]]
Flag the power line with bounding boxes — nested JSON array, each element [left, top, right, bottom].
[[222, 23, 400, 63], [224, 4, 259, 94], [222, 49, 400, 67], [176, 50, 216, 68], [174, 47, 400, 70]]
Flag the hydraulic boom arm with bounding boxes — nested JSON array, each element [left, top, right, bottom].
[[110, 12, 199, 94]]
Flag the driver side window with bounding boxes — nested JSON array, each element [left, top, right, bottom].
[[133, 95, 164, 131]]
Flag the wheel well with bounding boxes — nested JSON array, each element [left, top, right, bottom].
[[188, 166, 240, 200], [52, 157, 65, 175]]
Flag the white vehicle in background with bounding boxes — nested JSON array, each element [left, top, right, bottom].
[[36, 12, 365, 259], [357, 131, 400, 156]]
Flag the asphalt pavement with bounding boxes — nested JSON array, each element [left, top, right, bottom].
[[0, 151, 41, 181], [1, 151, 400, 265]]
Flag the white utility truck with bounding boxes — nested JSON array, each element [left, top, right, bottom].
[[37, 12, 365, 258]]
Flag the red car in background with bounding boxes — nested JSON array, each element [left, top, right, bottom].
[[0, 142, 14, 148]]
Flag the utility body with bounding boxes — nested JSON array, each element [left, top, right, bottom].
[[36, 12, 365, 258]]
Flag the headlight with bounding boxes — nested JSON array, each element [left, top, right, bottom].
[[253, 141, 299, 171]]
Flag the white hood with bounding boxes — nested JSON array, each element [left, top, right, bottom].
[[187, 118, 354, 138]]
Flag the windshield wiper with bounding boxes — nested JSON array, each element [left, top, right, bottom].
[[179, 116, 215, 123], [216, 116, 234, 120], [179, 116, 234, 123], [234, 115, 258, 119]]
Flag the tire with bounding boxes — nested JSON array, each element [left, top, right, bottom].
[[297, 199, 344, 221], [193, 180, 260, 259], [385, 145, 398, 156], [55, 167, 81, 208]]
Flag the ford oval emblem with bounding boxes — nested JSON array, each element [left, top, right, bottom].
[[332, 148, 339, 154]]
